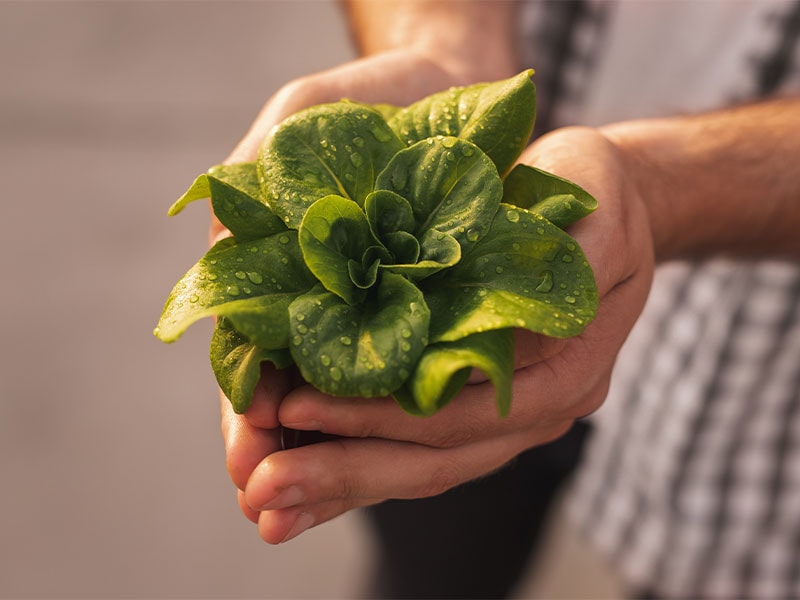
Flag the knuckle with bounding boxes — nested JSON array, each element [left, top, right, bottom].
[[417, 459, 465, 498]]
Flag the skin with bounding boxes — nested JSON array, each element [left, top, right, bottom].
[[215, 1, 800, 544]]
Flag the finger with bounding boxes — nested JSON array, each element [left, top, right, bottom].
[[277, 349, 592, 450], [220, 393, 280, 490], [256, 496, 374, 545], [242, 363, 298, 430], [244, 428, 557, 515], [237, 489, 259, 524]]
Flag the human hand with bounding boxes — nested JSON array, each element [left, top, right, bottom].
[[215, 48, 517, 537], [225, 126, 656, 544]]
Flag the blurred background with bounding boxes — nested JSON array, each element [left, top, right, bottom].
[[0, 1, 621, 597]]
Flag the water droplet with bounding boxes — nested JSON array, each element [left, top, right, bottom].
[[207, 273, 218, 281], [339, 336, 352, 346], [461, 145, 475, 157], [505, 210, 520, 223], [401, 341, 411, 352], [234, 271, 246, 280], [391, 164, 408, 190], [466, 228, 481, 242], [566, 242, 576, 252], [495, 266, 504, 274], [297, 324, 308, 334], [329, 367, 343, 381], [189, 294, 199, 303], [208, 259, 218, 265], [369, 125, 393, 143], [352, 136, 365, 147], [292, 335, 303, 346], [279, 235, 290, 245], [321, 354, 331, 366], [562, 254, 574, 263], [281, 257, 289, 265], [319, 139, 329, 148], [441, 136, 457, 149], [537, 227, 545, 235], [512, 243, 521, 251], [226, 285, 241, 296], [535, 271, 554, 293], [400, 328, 412, 339], [247, 272, 263, 284], [565, 296, 576, 304], [349, 152, 364, 167]]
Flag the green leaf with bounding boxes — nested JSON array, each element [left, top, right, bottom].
[[424, 204, 598, 342], [155, 232, 316, 348], [298, 195, 385, 304], [503, 163, 598, 228], [394, 328, 514, 416], [210, 318, 293, 414], [383, 229, 461, 280], [259, 102, 404, 228], [387, 70, 536, 175], [375, 137, 503, 250], [168, 163, 287, 241], [288, 273, 430, 397]]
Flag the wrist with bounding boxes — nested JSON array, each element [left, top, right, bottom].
[[344, 0, 519, 84], [601, 100, 800, 262]]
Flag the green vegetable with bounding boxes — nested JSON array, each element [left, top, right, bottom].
[[155, 70, 599, 416]]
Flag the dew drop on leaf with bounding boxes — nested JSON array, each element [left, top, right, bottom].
[[562, 254, 574, 263], [369, 125, 393, 143], [565, 296, 576, 304], [466, 228, 481, 242], [247, 272, 263, 284], [339, 336, 352, 346], [234, 271, 246, 280], [505, 209, 520, 223], [535, 270, 554, 293], [349, 152, 364, 167], [227, 285, 241, 296], [321, 354, 331, 366], [330, 367, 343, 381]]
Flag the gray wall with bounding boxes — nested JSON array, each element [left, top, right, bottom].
[[0, 2, 373, 597]]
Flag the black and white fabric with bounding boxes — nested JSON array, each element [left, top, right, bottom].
[[519, 1, 800, 597]]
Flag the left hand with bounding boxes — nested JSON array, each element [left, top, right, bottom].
[[224, 126, 656, 544]]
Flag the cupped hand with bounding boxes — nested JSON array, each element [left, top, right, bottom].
[[223, 125, 656, 544], [216, 48, 516, 537]]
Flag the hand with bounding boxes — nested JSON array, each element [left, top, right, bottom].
[[225, 126, 656, 544], [216, 49, 517, 539]]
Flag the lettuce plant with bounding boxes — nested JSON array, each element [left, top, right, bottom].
[[155, 71, 598, 416]]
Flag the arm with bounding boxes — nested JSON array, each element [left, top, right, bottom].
[[602, 97, 800, 260], [237, 97, 800, 544]]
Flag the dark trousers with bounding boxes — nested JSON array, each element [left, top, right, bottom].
[[362, 420, 590, 599]]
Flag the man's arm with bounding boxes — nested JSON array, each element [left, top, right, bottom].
[[343, 0, 519, 82], [600, 97, 800, 260]]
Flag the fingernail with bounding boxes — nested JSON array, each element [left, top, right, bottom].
[[281, 512, 314, 543], [259, 485, 305, 511]]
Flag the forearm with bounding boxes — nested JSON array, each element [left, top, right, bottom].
[[603, 97, 800, 261], [342, 0, 519, 82]]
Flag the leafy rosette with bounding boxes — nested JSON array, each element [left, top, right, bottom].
[[155, 70, 599, 416]]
